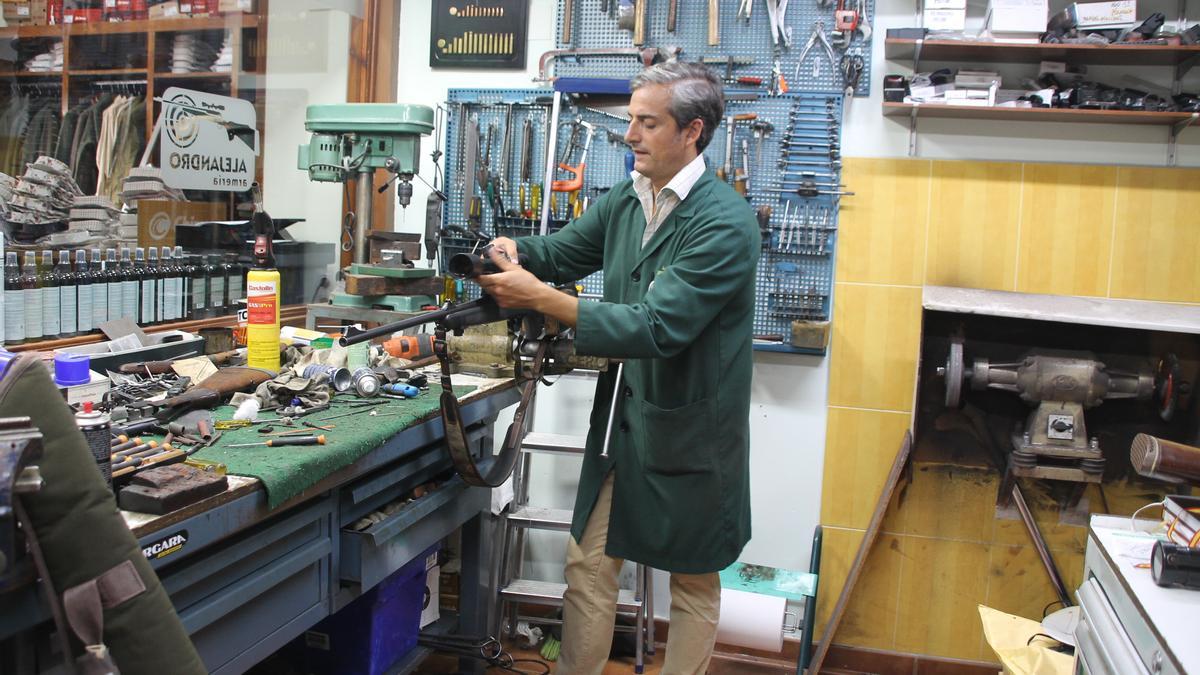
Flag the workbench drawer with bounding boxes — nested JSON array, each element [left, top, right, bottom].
[[341, 476, 489, 590], [338, 423, 494, 527], [158, 500, 333, 674]]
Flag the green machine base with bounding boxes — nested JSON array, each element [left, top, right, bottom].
[[348, 264, 437, 279], [330, 292, 436, 312]]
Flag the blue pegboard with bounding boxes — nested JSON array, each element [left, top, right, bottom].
[[441, 88, 844, 354], [552, 0, 872, 97]]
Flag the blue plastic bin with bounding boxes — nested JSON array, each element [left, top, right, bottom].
[[303, 544, 438, 675]]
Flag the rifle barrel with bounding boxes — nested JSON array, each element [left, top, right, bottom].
[[339, 297, 499, 346]]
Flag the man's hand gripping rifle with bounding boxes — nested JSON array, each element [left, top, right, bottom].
[[340, 245, 577, 488]]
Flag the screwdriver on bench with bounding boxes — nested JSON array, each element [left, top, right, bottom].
[[227, 435, 327, 448]]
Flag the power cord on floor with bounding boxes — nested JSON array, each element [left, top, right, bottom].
[[417, 633, 551, 674]]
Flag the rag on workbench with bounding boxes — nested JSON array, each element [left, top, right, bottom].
[[192, 386, 474, 509]]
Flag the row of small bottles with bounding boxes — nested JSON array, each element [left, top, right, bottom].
[[2, 247, 247, 345]]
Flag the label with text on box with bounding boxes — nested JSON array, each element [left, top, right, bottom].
[[247, 279, 278, 324]]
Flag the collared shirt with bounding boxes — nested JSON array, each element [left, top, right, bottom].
[[630, 153, 707, 247]]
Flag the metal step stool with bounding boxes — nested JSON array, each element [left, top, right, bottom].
[[494, 431, 655, 672]]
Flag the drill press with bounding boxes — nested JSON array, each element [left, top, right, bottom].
[[297, 103, 435, 264]]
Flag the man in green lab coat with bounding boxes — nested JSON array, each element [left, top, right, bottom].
[[478, 61, 759, 674]]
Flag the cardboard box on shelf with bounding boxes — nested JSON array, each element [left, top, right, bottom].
[[147, 0, 179, 18], [1073, 0, 1136, 27], [3, 1, 33, 21], [27, 0, 46, 23], [986, 0, 1049, 33], [924, 7, 966, 31], [217, 0, 253, 13], [62, 7, 101, 21]]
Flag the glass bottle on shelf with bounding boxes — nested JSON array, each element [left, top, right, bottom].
[[56, 250, 77, 337], [90, 249, 108, 329], [75, 250, 93, 335], [158, 247, 174, 323], [207, 254, 226, 317], [190, 254, 208, 320], [4, 252, 24, 345], [105, 248, 123, 323], [225, 254, 243, 310], [120, 248, 137, 326], [40, 251, 60, 340], [136, 248, 154, 326], [150, 247, 165, 324], [174, 246, 188, 320], [22, 252, 43, 342]]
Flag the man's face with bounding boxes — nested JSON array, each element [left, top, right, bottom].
[[625, 83, 703, 187]]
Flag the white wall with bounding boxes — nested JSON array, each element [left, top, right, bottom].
[[261, 4, 353, 244]]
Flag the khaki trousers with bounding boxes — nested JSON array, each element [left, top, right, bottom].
[[557, 473, 721, 675]]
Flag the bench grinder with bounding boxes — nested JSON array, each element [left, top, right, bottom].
[[939, 338, 1160, 484], [297, 104, 435, 264]]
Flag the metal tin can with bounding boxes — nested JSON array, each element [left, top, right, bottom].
[[351, 368, 381, 397], [302, 364, 353, 392], [75, 405, 112, 489]]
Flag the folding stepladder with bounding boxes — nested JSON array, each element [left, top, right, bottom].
[[491, 395, 656, 672]]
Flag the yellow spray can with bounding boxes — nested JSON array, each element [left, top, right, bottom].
[[246, 184, 280, 371], [246, 266, 280, 371]]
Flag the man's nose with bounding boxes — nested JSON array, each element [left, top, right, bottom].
[[624, 123, 637, 144]]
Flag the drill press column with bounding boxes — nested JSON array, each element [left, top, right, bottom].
[[354, 166, 374, 264]]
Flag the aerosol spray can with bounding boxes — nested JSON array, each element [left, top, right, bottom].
[[75, 401, 112, 489], [246, 184, 281, 372]]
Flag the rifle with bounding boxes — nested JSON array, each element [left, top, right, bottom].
[[341, 250, 581, 488]]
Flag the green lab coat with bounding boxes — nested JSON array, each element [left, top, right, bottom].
[[517, 170, 760, 574]]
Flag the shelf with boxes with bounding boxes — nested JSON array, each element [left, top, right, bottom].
[[878, 8, 1200, 158], [883, 0, 1200, 161]]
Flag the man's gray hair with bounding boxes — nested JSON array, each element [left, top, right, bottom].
[[630, 61, 725, 152]]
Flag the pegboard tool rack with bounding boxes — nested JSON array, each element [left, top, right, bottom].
[[553, 0, 874, 98], [440, 87, 845, 355]]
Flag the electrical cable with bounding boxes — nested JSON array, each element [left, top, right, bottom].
[[1041, 599, 1065, 619], [416, 633, 550, 674], [1131, 500, 1165, 532], [340, 182, 354, 252]]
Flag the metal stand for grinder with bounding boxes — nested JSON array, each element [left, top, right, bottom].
[[940, 339, 1155, 504]]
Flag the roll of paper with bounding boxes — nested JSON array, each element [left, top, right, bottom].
[[716, 588, 786, 652]]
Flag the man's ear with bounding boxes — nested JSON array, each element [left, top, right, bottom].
[[685, 118, 704, 149]]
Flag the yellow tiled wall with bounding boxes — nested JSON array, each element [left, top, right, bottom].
[[819, 158, 1200, 662]]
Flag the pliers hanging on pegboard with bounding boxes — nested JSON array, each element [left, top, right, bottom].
[[764, 0, 792, 48], [736, 0, 753, 22], [841, 54, 864, 97], [795, 22, 838, 79]]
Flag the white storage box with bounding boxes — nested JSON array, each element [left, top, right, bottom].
[[987, 0, 1049, 33]]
